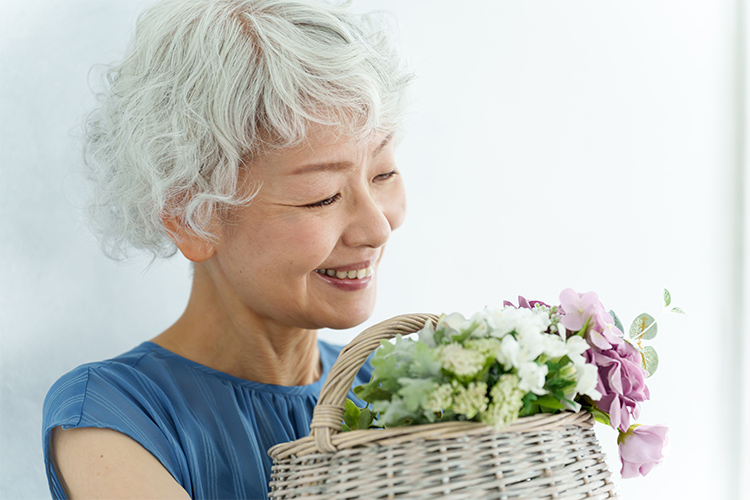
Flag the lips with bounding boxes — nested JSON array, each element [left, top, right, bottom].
[[313, 261, 375, 291], [315, 260, 375, 280], [315, 266, 374, 280]]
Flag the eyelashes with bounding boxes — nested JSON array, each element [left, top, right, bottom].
[[304, 193, 342, 209], [374, 170, 398, 181], [303, 170, 398, 209]]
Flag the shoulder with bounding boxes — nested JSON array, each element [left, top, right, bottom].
[[43, 344, 160, 431]]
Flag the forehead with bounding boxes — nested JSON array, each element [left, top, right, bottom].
[[249, 126, 393, 177]]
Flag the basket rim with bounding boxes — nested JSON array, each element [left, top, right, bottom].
[[269, 410, 594, 460]]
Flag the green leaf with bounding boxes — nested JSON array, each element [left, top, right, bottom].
[[343, 399, 362, 430], [587, 405, 611, 426], [642, 346, 659, 377], [358, 408, 375, 429], [354, 381, 393, 403], [372, 397, 414, 427], [408, 341, 442, 378], [397, 378, 436, 412], [519, 393, 539, 417], [670, 307, 687, 315], [609, 310, 624, 334], [535, 395, 566, 411], [663, 289, 672, 308], [629, 313, 658, 340]]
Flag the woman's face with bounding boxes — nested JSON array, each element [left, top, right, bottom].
[[210, 125, 406, 331]]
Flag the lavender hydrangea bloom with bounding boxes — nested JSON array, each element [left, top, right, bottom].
[[587, 343, 650, 432], [559, 289, 650, 432]]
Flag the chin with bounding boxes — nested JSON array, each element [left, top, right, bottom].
[[324, 310, 374, 330], [319, 299, 376, 330]]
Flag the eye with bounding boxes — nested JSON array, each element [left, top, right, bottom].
[[304, 193, 341, 209], [374, 170, 398, 182]]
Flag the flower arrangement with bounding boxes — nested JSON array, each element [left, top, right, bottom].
[[344, 288, 682, 479]]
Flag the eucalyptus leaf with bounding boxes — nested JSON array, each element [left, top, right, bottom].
[[629, 313, 657, 340], [642, 346, 659, 377], [609, 310, 624, 334], [671, 307, 687, 315], [663, 289, 672, 308]]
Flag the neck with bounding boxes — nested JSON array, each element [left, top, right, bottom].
[[152, 263, 322, 386]]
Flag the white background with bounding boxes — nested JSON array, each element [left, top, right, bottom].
[[1, 1, 747, 498]]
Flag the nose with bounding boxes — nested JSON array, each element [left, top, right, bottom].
[[342, 187, 392, 249]]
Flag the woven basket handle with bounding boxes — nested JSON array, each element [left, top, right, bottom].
[[310, 313, 440, 453]]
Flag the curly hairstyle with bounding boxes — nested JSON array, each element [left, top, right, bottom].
[[84, 0, 412, 260]]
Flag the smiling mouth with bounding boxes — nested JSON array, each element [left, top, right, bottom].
[[315, 266, 374, 280]]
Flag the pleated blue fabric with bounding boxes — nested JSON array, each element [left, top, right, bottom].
[[42, 340, 372, 500]]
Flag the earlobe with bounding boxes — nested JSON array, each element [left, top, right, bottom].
[[162, 216, 216, 263]]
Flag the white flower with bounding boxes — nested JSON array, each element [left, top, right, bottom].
[[564, 336, 590, 358], [437, 344, 486, 378], [573, 360, 601, 400], [513, 308, 551, 338], [538, 334, 568, 358], [495, 335, 521, 368], [418, 321, 436, 348], [516, 330, 547, 361], [438, 312, 470, 341], [452, 381, 488, 419], [484, 307, 519, 338], [517, 361, 548, 395], [468, 309, 494, 338]]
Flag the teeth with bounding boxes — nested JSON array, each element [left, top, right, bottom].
[[316, 266, 374, 280]]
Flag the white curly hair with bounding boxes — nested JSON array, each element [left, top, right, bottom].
[[84, 0, 412, 260]]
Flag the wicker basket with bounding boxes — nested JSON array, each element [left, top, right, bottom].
[[268, 314, 619, 499]]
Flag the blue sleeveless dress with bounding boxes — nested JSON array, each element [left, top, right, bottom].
[[42, 340, 372, 499]]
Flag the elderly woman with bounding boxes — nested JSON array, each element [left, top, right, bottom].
[[42, 0, 411, 497]]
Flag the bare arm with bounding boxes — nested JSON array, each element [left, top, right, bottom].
[[50, 427, 191, 499]]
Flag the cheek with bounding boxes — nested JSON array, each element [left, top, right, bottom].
[[384, 178, 407, 231], [266, 217, 340, 269]]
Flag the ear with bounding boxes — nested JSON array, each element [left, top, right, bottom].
[[162, 216, 216, 263]]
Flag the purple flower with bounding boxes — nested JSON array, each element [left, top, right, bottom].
[[558, 288, 603, 332], [587, 336, 650, 431], [503, 296, 551, 310], [618, 424, 669, 478], [560, 288, 649, 432], [587, 309, 625, 350]]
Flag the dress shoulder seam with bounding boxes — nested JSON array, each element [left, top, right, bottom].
[[71, 366, 93, 429]]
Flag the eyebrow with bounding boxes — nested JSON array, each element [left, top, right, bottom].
[[291, 133, 394, 175]]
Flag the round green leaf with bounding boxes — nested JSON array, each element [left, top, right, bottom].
[[609, 309, 624, 334], [642, 346, 659, 377], [629, 313, 657, 340]]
